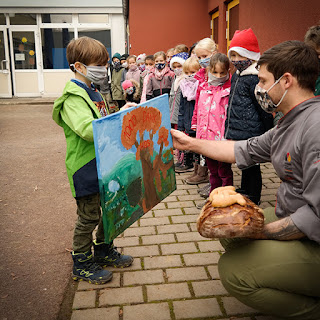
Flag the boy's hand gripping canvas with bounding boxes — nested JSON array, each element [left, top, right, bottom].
[[92, 94, 177, 243]]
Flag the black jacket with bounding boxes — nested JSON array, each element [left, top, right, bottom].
[[178, 93, 195, 135], [224, 63, 273, 141]]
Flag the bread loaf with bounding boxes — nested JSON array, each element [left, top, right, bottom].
[[197, 187, 264, 238]]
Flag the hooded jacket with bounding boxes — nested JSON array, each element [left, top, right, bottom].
[[52, 81, 106, 198], [224, 63, 273, 140]]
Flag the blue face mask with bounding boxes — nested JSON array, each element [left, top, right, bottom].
[[198, 56, 211, 68], [155, 63, 166, 70]]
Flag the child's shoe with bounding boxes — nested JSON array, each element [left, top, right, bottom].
[[93, 241, 133, 268], [198, 183, 211, 198], [71, 250, 113, 284], [184, 163, 198, 183], [175, 152, 193, 173]]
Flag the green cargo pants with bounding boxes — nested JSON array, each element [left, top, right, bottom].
[[218, 207, 320, 319], [73, 193, 105, 252]]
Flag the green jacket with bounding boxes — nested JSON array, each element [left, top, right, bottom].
[[52, 80, 107, 198], [111, 68, 125, 100]]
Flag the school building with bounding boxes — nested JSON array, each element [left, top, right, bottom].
[[0, 0, 319, 98]]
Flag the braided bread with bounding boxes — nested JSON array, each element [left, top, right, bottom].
[[197, 186, 264, 238]]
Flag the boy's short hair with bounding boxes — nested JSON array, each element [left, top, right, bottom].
[[174, 44, 189, 54], [127, 55, 136, 62], [257, 40, 319, 92], [67, 37, 109, 71], [154, 51, 166, 60], [145, 55, 154, 62], [304, 25, 320, 48], [183, 56, 201, 73]]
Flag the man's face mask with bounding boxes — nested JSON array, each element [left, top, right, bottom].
[[255, 74, 287, 113], [71, 63, 107, 86]]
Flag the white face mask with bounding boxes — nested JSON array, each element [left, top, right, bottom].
[[208, 72, 229, 86], [122, 62, 128, 68], [255, 74, 287, 113], [174, 68, 182, 76], [71, 63, 107, 86]]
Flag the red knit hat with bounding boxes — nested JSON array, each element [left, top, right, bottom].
[[228, 28, 260, 61]]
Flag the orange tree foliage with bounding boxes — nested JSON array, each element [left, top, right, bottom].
[[121, 106, 163, 158]]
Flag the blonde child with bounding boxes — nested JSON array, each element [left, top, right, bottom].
[[166, 48, 174, 66], [140, 55, 155, 103], [174, 44, 189, 55], [146, 51, 174, 100]]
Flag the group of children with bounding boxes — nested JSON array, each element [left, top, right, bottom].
[[53, 25, 320, 285]]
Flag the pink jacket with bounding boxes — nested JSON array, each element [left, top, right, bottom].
[[194, 78, 231, 140]]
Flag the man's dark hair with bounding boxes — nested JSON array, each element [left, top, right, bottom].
[[257, 40, 319, 92]]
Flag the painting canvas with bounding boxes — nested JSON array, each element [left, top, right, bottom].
[[92, 94, 176, 243]]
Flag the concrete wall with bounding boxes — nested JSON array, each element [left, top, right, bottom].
[[128, 0, 211, 55]]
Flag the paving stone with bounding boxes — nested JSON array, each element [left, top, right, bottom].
[[107, 258, 142, 271], [178, 194, 202, 201], [123, 302, 171, 320], [171, 214, 197, 223], [99, 287, 143, 306], [123, 244, 159, 257], [166, 266, 208, 282], [124, 226, 156, 237], [256, 316, 283, 320], [183, 207, 199, 214], [171, 189, 189, 196], [140, 217, 170, 227], [176, 231, 208, 242], [261, 194, 277, 201], [114, 236, 139, 247], [142, 234, 176, 245], [77, 272, 121, 290], [161, 242, 197, 255], [146, 282, 191, 301], [154, 208, 183, 217], [71, 307, 119, 320], [167, 201, 195, 208], [192, 280, 228, 296], [198, 240, 225, 252], [157, 223, 189, 234], [123, 269, 164, 285], [73, 290, 96, 309], [183, 252, 220, 266], [187, 188, 200, 195], [222, 296, 258, 315], [141, 211, 154, 218], [153, 202, 166, 210], [144, 255, 183, 269], [207, 265, 220, 279], [173, 298, 222, 319], [176, 184, 199, 190], [189, 222, 197, 231], [163, 195, 178, 202]]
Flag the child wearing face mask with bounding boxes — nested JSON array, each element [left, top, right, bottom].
[[122, 79, 141, 104], [146, 51, 174, 100], [175, 57, 201, 174], [166, 48, 175, 67], [169, 52, 189, 130], [111, 52, 126, 109], [136, 53, 146, 73], [191, 53, 233, 192], [140, 55, 155, 103], [52, 37, 133, 286], [125, 55, 141, 84], [224, 28, 273, 205]]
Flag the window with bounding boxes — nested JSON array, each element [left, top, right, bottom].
[[78, 14, 109, 24], [41, 14, 72, 24], [0, 14, 6, 25], [41, 28, 74, 69], [9, 13, 36, 25], [12, 31, 36, 69], [227, 0, 239, 49], [211, 11, 219, 45]]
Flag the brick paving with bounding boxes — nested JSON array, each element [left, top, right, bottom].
[[70, 163, 282, 320]]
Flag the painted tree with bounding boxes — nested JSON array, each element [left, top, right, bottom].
[[121, 106, 174, 211]]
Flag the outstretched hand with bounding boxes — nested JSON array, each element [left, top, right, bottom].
[[170, 129, 192, 151], [122, 102, 137, 110]]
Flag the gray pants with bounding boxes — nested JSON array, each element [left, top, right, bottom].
[[73, 193, 105, 252], [219, 207, 320, 319]]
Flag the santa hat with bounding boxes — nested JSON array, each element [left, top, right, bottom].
[[228, 28, 260, 61], [122, 80, 133, 90], [170, 52, 189, 69], [136, 53, 146, 64]]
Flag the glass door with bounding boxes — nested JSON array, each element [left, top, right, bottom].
[[0, 27, 12, 97], [9, 28, 41, 96]]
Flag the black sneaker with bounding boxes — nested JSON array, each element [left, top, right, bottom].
[[94, 241, 133, 268], [71, 251, 113, 284], [198, 183, 211, 198]]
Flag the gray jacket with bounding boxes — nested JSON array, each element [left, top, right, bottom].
[[235, 96, 320, 244]]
